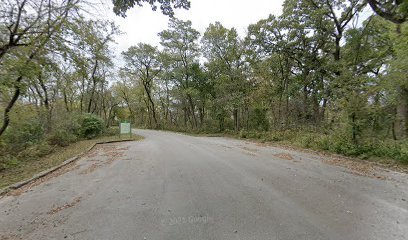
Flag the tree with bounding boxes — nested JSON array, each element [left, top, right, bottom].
[[367, 0, 408, 24], [366, 0, 408, 139], [114, 70, 145, 125], [158, 18, 201, 129], [112, 0, 190, 17], [202, 22, 247, 131], [122, 43, 162, 128], [0, 0, 80, 137], [0, 0, 79, 61], [385, 22, 408, 139]]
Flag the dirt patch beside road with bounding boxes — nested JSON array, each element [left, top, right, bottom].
[[79, 144, 129, 174], [47, 197, 82, 215], [273, 153, 294, 160]]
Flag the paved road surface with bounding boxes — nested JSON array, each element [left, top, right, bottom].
[[1, 129, 407, 240]]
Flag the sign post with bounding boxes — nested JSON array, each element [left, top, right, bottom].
[[119, 121, 132, 138]]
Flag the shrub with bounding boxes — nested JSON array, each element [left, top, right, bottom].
[[57, 113, 82, 137], [399, 145, 408, 164], [17, 141, 54, 160], [103, 127, 119, 136], [223, 129, 235, 135], [247, 131, 263, 139], [315, 135, 331, 150], [239, 130, 247, 138], [47, 130, 77, 147], [2, 118, 44, 150], [329, 137, 360, 156], [79, 114, 105, 139], [370, 140, 408, 164], [0, 155, 19, 172], [264, 132, 284, 142], [296, 134, 314, 148]]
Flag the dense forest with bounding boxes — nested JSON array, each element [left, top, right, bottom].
[[1, 0, 408, 171]]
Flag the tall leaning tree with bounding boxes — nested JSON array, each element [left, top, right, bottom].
[[0, 0, 80, 137]]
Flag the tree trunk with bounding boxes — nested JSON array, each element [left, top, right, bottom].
[[351, 112, 357, 142], [38, 72, 52, 133], [393, 24, 408, 140], [187, 95, 197, 129], [183, 106, 188, 128], [394, 86, 408, 139], [0, 77, 22, 137], [63, 89, 70, 112], [233, 108, 239, 132], [199, 106, 204, 128], [142, 77, 158, 128], [246, 107, 249, 131], [219, 116, 225, 132]]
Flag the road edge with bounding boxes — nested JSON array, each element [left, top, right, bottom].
[[0, 139, 136, 196], [173, 130, 408, 174]]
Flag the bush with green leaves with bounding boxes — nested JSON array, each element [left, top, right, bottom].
[[46, 111, 81, 146], [0, 155, 19, 172], [239, 130, 247, 138], [233, 128, 408, 164], [17, 141, 54, 160], [2, 117, 44, 151], [103, 127, 119, 136], [79, 115, 105, 139], [47, 130, 77, 147]]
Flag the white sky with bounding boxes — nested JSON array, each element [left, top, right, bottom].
[[92, 0, 284, 55]]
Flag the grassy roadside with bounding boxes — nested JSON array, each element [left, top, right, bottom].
[[0, 134, 143, 189], [174, 129, 408, 172]]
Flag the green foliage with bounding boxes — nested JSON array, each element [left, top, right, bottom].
[[47, 130, 77, 147], [122, 43, 162, 128], [0, 141, 54, 172], [286, 130, 408, 164], [0, 155, 18, 172], [0, 111, 116, 174], [2, 115, 45, 151], [235, 128, 408, 164], [112, 0, 190, 17], [367, 0, 408, 24], [239, 130, 247, 138], [249, 108, 269, 131], [44, 111, 81, 147], [79, 115, 105, 139], [17, 142, 54, 160], [103, 127, 119, 136]]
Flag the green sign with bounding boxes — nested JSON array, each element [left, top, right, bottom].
[[120, 122, 131, 135]]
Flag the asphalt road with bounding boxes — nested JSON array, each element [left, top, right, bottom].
[[1, 129, 407, 240]]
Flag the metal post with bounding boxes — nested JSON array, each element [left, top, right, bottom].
[[130, 122, 132, 138]]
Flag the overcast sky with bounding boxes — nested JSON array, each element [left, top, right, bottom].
[[93, 0, 284, 55]]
